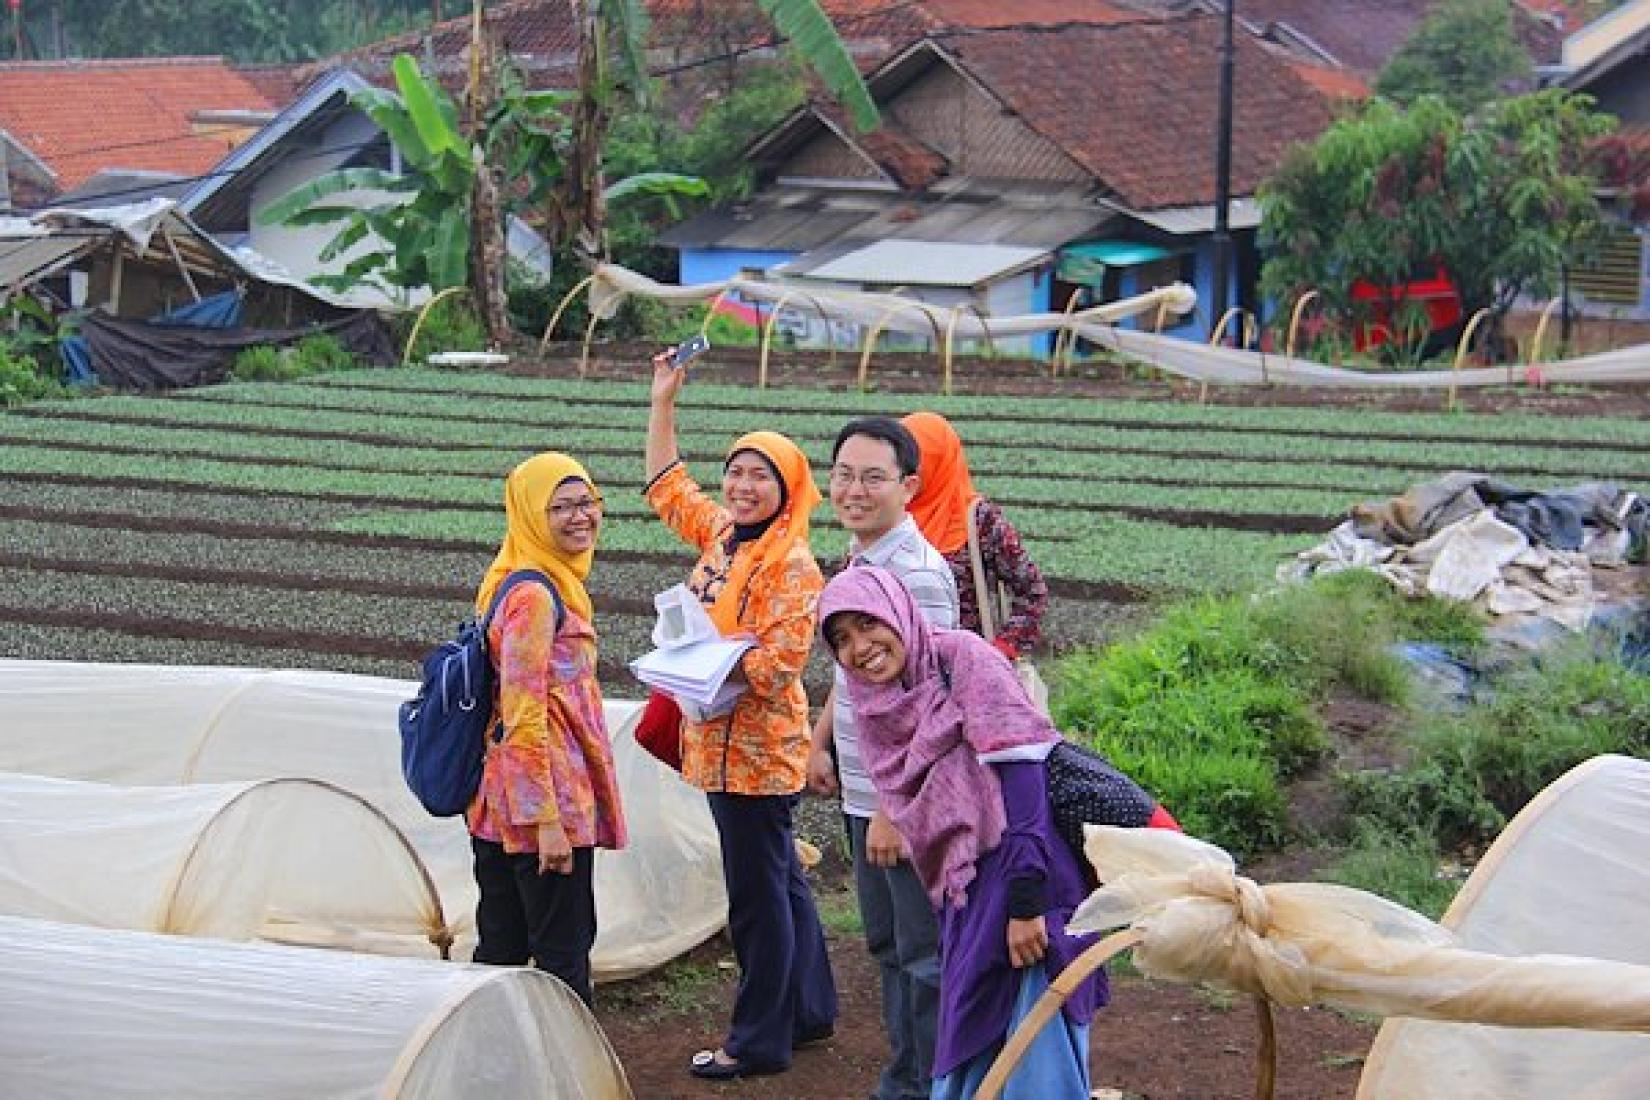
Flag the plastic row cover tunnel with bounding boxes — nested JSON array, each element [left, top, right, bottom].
[[0, 659, 726, 978], [0, 771, 444, 952], [0, 914, 632, 1099]]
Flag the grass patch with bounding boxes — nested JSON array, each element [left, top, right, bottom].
[[1052, 572, 1484, 855], [816, 889, 865, 938], [1318, 825, 1461, 920], [601, 956, 727, 1022]]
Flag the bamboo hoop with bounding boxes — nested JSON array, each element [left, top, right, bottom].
[[1448, 308, 1492, 413], [856, 292, 916, 391], [1051, 292, 1085, 377], [401, 286, 471, 366], [537, 273, 595, 353], [975, 927, 1145, 1100], [1284, 290, 1320, 362], [1525, 296, 1562, 388], [579, 304, 607, 378], [699, 289, 732, 337], [1204, 307, 1259, 401]]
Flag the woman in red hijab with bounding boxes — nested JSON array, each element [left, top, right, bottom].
[[903, 412, 1049, 660]]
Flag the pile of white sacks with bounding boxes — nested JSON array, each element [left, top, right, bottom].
[[1282, 472, 1646, 631]]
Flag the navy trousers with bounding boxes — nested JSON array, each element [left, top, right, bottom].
[[470, 837, 596, 1006], [708, 791, 839, 1069]]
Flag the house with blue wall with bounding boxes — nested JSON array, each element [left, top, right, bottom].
[[660, 15, 1352, 352]]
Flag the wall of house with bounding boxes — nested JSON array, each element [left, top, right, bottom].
[[783, 134, 883, 181], [886, 64, 1089, 183], [678, 248, 799, 287], [246, 109, 414, 308], [981, 268, 1053, 357], [1115, 240, 1244, 342]]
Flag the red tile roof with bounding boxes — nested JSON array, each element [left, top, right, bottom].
[[936, 17, 1340, 210], [0, 57, 276, 191], [1233, 0, 1562, 76]]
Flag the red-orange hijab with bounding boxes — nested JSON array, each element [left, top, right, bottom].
[[902, 411, 978, 556]]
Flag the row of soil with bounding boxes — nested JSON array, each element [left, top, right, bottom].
[[0, 500, 1146, 604], [315, 370, 1650, 452], [5, 469, 1329, 537], [145, 390, 1650, 461], [51, 394, 1636, 484], [0, 428, 1386, 498]]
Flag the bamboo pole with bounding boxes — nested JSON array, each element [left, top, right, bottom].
[[538, 273, 594, 353], [1448, 308, 1492, 413], [975, 927, 1145, 1100], [402, 286, 470, 366], [1525, 296, 1562, 388]]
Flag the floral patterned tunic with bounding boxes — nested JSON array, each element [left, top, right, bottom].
[[467, 581, 627, 853], [946, 497, 1050, 658]]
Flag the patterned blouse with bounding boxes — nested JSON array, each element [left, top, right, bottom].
[[945, 497, 1049, 658], [646, 462, 821, 796], [468, 582, 627, 853]]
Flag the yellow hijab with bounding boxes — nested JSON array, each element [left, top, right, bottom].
[[711, 431, 822, 633], [475, 452, 597, 624]]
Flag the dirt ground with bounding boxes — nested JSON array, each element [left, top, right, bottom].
[[595, 885, 1375, 1100]]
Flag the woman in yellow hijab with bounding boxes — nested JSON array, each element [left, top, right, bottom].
[[468, 452, 626, 1008], [644, 352, 837, 1080]]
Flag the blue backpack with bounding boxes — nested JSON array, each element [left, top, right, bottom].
[[399, 569, 564, 817]]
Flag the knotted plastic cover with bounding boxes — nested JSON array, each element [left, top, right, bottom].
[[1070, 812, 1650, 1033], [0, 659, 725, 978], [0, 914, 632, 1099]]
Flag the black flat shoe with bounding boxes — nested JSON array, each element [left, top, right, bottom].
[[689, 1049, 787, 1080]]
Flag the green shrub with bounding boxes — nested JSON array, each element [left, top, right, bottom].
[[231, 344, 301, 382], [1051, 572, 1483, 855], [0, 343, 64, 405], [1320, 824, 1460, 919], [1345, 640, 1650, 848], [293, 332, 357, 374], [651, 304, 763, 348]]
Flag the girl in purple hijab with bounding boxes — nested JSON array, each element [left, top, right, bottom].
[[819, 565, 1106, 1100]]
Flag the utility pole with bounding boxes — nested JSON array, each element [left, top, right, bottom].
[[1210, 0, 1236, 344]]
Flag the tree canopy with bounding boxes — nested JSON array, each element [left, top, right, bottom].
[[1374, 0, 1530, 114], [1259, 89, 1615, 360]]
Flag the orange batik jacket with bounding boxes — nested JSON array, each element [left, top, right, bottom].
[[645, 462, 821, 796]]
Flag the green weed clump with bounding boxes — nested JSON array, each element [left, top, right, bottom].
[[0, 344, 65, 406], [399, 297, 488, 362], [1345, 640, 1650, 848], [231, 345, 301, 382], [1051, 571, 1484, 855], [293, 332, 357, 374]]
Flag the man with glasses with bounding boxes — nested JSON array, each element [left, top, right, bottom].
[[809, 416, 956, 1100]]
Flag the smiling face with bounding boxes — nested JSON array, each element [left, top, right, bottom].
[[722, 450, 783, 526], [825, 610, 908, 686], [829, 433, 917, 541], [545, 478, 602, 555]]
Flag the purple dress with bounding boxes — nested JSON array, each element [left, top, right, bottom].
[[932, 760, 1109, 1078]]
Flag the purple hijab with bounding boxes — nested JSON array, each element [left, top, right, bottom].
[[819, 565, 1059, 907]]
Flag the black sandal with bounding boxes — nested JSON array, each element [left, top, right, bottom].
[[689, 1049, 785, 1080]]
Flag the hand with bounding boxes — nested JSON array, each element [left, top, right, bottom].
[[866, 810, 905, 868], [807, 746, 840, 798], [650, 349, 686, 405], [1006, 915, 1048, 968], [536, 823, 574, 875]]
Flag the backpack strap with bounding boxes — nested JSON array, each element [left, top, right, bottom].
[[481, 569, 566, 637]]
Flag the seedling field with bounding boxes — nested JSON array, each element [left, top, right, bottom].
[[3, 368, 1644, 691]]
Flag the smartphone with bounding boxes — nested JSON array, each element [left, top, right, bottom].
[[670, 333, 712, 370]]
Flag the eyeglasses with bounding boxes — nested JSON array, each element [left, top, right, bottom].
[[829, 466, 901, 491], [548, 496, 604, 519]]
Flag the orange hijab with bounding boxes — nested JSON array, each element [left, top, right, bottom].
[[711, 431, 822, 633], [475, 452, 597, 624], [902, 411, 979, 556]]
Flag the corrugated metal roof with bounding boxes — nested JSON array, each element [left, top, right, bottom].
[[785, 239, 1048, 286], [660, 183, 1110, 252], [1108, 198, 1263, 235]]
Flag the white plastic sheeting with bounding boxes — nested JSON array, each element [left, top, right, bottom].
[[0, 659, 726, 978], [589, 263, 1650, 387], [1358, 754, 1650, 1099], [0, 914, 632, 1099], [0, 771, 445, 952]]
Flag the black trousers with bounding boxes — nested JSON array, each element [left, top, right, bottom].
[[470, 836, 597, 1006]]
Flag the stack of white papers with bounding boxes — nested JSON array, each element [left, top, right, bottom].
[[630, 585, 754, 719]]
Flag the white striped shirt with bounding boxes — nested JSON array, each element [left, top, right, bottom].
[[832, 515, 958, 818]]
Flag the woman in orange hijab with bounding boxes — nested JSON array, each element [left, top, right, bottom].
[[903, 411, 1049, 659], [644, 351, 837, 1080]]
